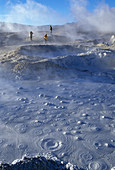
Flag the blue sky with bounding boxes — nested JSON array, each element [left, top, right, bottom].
[[0, 0, 115, 26]]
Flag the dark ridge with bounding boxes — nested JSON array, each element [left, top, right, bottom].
[[0, 156, 77, 170]]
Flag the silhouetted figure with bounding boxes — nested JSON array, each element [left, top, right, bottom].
[[50, 25, 52, 33], [44, 33, 47, 44], [29, 31, 33, 41]]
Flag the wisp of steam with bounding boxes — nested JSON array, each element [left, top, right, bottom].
[[71, 0, 115, 33]]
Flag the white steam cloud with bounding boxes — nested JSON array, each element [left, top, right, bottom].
[[0, 0, 115, 33], [1, 0, 67, 26], [71, 0, 115, 33]]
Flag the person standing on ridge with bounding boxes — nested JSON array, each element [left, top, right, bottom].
[[44, 33, 47, 43], [50, 25, 52, 34], [29, 31, 33, 41]]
